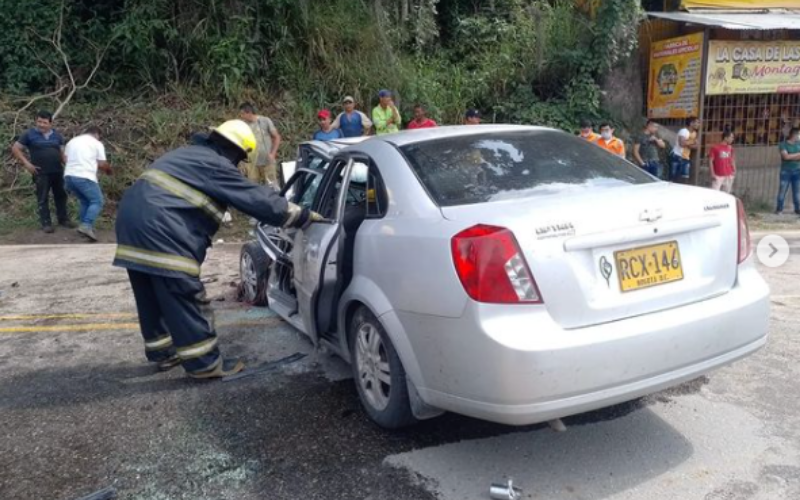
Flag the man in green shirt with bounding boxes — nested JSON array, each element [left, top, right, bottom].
[[372, 89, 401, 135], [776, 127, 800, 215]]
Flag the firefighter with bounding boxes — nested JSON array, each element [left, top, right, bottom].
[[113, 119, 318, 379]]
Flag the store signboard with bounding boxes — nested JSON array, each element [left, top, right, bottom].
[[648, 33, 704, 119], [707, 40, 800, 95]]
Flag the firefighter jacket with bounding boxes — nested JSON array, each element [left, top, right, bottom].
[[113, 137, 288, 278]]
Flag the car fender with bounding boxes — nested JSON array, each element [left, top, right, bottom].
[[337, 276, 426, 392]]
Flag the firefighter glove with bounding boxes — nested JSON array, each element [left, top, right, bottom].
[[283, 202, 323, 230]]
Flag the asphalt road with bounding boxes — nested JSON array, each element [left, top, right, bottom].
[[0, 236, 798, 500]]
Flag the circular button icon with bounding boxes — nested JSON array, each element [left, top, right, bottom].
[[756, 234, 789, 268]]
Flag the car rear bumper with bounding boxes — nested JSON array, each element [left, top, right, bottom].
[[392, 262, 770, 426]]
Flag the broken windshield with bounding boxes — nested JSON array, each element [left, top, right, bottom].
[[400, 130, 654, 207]]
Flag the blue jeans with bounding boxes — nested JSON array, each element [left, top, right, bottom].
[[65, 176, 104, 228], [642, 160, 663, 179], [776, 169, 800, 214], [669, 153, 691, 180]]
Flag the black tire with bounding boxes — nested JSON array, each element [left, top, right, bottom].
[[349, 306, 417, 429], [239, 242, 271, 306]]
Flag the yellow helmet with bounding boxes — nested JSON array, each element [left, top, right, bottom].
[[213, 119, 257, 157]]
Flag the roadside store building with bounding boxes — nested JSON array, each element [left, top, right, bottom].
[[641, 1, 800, 207]]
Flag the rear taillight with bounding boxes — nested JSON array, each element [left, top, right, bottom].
[[451, 224, 542, 304], [737, 198, 751, 264]]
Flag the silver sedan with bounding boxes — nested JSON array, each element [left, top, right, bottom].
[[239, 125, 770, 429]]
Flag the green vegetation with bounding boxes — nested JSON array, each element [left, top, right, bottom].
[[1, 0, 642, 233]]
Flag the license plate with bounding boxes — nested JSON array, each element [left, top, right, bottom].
[[614, 241, 683, 292]]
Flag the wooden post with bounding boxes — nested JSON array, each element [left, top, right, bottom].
[[691, 27, 711, 187]]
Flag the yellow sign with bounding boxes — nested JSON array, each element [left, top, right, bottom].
[[647, 33, 704, 119], [682, 0, 800, 8], [707, 40, 800, 95]]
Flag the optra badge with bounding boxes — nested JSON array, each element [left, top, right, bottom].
[[536, 222, 575, 240]]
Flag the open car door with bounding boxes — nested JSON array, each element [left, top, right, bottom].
[[256, 146, 334, 332], [292, 157, 355, 343]]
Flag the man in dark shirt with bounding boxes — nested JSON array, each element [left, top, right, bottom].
[[12, 111, 73, 233], [632, 119, 666, 179]]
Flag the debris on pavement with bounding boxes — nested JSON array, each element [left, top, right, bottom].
[[11, 281, 19, 288], [72, 486, 116, 500], [201, 276, 219, 284], [222, 352, 307, 382], [489, 479, 522, 500]]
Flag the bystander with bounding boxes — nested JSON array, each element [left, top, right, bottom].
[[777, 127, 800, 215], [332, 96, 373, 137], [239, 103, 282, 186], [633, 119, 666, 178], [709, 127, 736, 194], [64, 126, 110, 241], [11, 111, 72, 233]]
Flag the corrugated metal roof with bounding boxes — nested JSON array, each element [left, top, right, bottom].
[[647, 11, 800, 30]]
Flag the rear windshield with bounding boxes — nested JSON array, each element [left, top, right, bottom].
[[400, 130, 654, 207]]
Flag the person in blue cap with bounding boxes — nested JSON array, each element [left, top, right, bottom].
[[372, 89, 401, 135]]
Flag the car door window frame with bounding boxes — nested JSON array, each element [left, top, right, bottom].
[[313, 156, 355, 222], [280, 168, 324, 207], [333, 154, 389, 220]]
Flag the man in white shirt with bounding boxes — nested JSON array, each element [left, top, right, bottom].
[[669, 117, 700, 182], [64, 126, 110, 241]]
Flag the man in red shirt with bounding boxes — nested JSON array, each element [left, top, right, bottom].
[[709, 128, 736, 193], [407, 104, 437, 130]]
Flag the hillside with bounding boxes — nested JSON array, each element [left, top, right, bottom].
[[1, 0, 642, 236]]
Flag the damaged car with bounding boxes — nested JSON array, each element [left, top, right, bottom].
[[239, 125, 770, 429]]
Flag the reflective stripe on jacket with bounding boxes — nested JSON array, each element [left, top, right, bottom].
[[113, 138, 290, 278], [140, 170, 225, 223]]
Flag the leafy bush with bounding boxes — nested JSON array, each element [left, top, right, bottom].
[[2, 0, 644, 226]]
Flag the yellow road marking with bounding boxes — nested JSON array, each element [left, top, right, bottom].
[[0, 323, 140, 333], [0, 313, 138, 321], [0, 320, 277, 334]]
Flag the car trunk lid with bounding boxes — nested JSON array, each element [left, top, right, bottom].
[[441, 183, 739, 329]]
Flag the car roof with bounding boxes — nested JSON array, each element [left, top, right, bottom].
[[379, 124, 554, 147], [303, 136, 370, 156], [302, 125, 555, 158]]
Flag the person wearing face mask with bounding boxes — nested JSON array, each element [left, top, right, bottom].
[[776, 126, 800, 215], [709, 127, 736, 193], [595, 122, 625, 158], [578, 119, 600, 142]]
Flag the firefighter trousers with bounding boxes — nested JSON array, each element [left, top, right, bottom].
[[127, 270, 221, 374]]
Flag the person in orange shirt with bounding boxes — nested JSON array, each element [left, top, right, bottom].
[[578, 119, 600, 142], [595, 122, 625, 158]]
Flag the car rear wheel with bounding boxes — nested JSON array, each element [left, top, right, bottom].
[[349, 306, 417, 429], [239, 242, 270, 306]]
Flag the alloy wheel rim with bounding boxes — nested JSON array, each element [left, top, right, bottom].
[[356, 322, 391, 411], [240, 252, 258, 302]]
